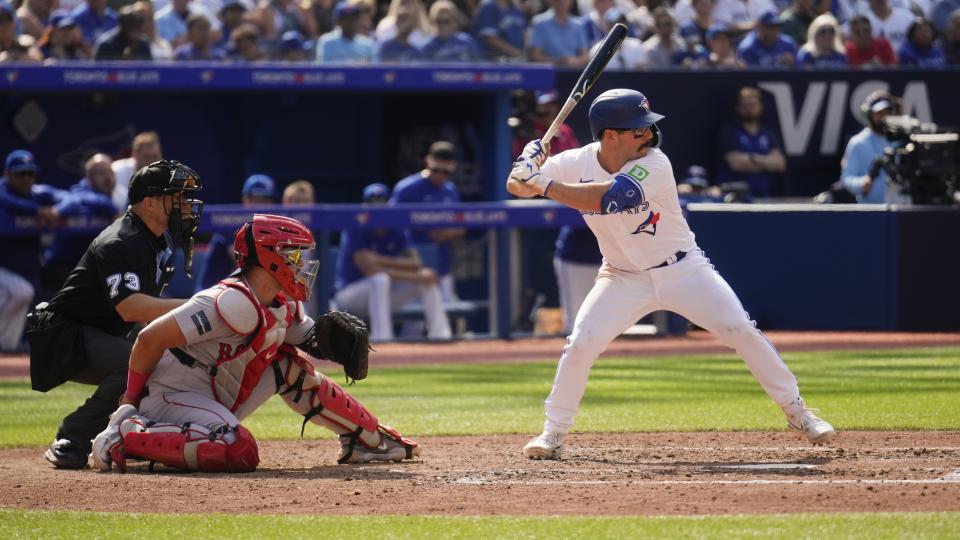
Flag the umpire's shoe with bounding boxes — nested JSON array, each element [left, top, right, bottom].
[[523, 430, 565, 460], [44, 439, 89, 469]]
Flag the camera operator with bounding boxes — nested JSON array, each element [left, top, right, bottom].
[[840, 90, 911, 204]]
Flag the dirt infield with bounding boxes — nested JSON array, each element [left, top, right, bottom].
[[1, 431, 958, 516], [2, 330, 959, 516]]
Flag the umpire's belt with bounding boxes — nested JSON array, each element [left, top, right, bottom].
[[170, 347, 218, 377], [650, 250, 686, 270]]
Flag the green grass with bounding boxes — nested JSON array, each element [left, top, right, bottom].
[[1, 509, 958, 539], [1, 346, 958, 448]]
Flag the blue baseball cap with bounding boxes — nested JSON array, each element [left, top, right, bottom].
[[5, 149, 39, 173], [219, 0, 247, 13], [334, 0, 361, 19], [683, 165, 710, 188], [242, 174, 276, 199], [758, 10, 783, 26], [0, 2, 13, 17], [280, 30, 308, 53], [706, 24, 729, 41], [362, 182, 389, 202]]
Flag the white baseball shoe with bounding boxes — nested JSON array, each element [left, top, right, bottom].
[[523, 430, 565, 460], [91, 404, 138, 472], [782, 398, 836, 445]]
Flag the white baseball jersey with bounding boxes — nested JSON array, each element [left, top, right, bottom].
[[541, 143, 698, 271]]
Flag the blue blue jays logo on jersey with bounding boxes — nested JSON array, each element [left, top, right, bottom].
[[631, 211, 660, 235]]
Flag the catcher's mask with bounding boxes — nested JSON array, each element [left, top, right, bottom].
[[234, 214, 318, 302], [129, 159, 204, 277]]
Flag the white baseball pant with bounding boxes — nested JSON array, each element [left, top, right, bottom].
[[553, 256, 600, 335], [542, 249, 801, 434], [0, 267, 34, 351], [333, 272, 452, 342]]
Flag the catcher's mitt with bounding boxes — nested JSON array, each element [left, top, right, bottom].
[[299, 311, 370, 382]]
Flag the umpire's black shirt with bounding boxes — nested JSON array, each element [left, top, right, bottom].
[[47, 211, 172, 336]]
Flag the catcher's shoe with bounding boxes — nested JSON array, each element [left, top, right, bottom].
[[523, 430, 565, 460], [44, 439, 89, 469], [91, 404, 139, 472], [782, 398, 837, 445], [338, 425, 420, 464]]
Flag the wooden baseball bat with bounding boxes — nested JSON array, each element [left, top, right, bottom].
[[542, 22, 628, 144]]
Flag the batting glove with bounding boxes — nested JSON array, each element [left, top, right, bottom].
[[509, 161, 553, 197], [519, 139, 549, 170]]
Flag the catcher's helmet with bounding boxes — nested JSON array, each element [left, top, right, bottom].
[[589, 89, 665, 148], [234, 214, 318, 302]]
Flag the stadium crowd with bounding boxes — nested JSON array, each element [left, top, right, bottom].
[[0, 0, 957, 66]]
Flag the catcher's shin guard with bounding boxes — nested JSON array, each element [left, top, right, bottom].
[[118, 417, 259, 473], [279, 356, 416, 462]]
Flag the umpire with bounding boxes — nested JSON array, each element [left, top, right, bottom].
[[28, 160, 203, 469]]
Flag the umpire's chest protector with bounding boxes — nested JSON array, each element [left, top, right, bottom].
[[210, 281, 296, 412]]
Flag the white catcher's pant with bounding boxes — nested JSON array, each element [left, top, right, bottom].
[[0, 267, 33, 351], [553, 257, 600, 335], [333, 272, 452, 341], [140, 354, 286, 432], [542, 249, 800, 434]]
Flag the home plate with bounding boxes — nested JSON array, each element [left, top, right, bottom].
[[708, 463, 818, 471]]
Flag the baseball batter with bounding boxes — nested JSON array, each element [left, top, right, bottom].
[[92, 215, 419, 473], [508, 89, 836, 460]]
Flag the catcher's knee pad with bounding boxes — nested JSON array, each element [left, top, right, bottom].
[[119, 417, 259, 473], [279, 362, 380, 448]]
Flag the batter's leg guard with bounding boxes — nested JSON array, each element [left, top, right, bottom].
[[116, 417, 259, 473], [277, 357, 419, 464]]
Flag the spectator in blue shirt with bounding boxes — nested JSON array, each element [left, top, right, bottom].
[[174, 12, 225, 60], [474, 0, 527, 61], [678, 0, 715, 50], [841, 91, 910, 203], [375, 4, 425, 62], [0, 150, 70, 351], [93, 5, 152, 60], [333, 183, 452, 342], [717, 86, 787, 198], [390, 141, 465, 303], [677, 164, 724, 203], [527, 0, 589, 66], [215, 0, 248, 50], [70, 0, 117, 46], [898, 17, 947, 66], [736, 10, 798, 67], [316, 0, 374, 63], [796, 13, 848, 67], [45, 153, 121, 293], [154, 0, 190, 47], [422, 0, 480, 62]]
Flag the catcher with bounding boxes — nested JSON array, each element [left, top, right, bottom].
[[92, 214, 418, 473]]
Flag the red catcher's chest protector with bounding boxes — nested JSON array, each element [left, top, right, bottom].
[[212, 280, 296, 412]]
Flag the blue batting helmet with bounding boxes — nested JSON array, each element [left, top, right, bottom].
[[588, 89, 665, 148]]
